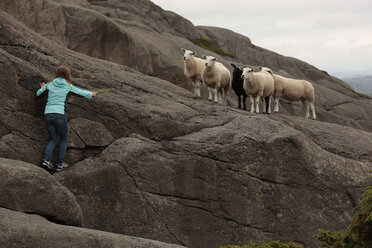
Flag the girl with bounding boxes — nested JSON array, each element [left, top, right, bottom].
[[37, 66, 97, 172]]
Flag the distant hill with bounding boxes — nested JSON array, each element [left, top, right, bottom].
[[343, 76, 372, 96]]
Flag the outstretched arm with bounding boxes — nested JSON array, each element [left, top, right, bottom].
[[36, 83, 48, 96], [70, 85, 94, 99]]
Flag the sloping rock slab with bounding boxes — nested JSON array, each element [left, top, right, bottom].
[[0, 157, 83, 226], [57, 116, 372, 248], [69, 118, 114, 147], [0, 207, 185, 248]]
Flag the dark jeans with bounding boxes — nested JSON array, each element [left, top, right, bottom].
[[43, 113, 68, 164]]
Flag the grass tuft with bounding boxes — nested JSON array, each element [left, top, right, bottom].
[[192, 36, 236, 58]]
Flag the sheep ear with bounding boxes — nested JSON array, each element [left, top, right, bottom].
[[231, 63, 237, 68], [181, 48, 186, 54], [192, 51, 197, 56], [213, 57, 217, 61], [202, 55, 206, 59]]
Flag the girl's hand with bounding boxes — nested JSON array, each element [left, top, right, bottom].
[[92, 92, 97, 97], [40, 83, 46, 88]]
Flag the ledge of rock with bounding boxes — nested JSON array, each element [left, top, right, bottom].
[[0, 207, 185, 248]]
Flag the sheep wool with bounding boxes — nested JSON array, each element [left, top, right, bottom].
[[202, 56, 231, 105], [181, 48, 205, 97], [241, 68, 274, 113], [273, 73, 316, 119]]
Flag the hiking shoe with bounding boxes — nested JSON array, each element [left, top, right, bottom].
[[55, 162, 69, 172], [41, 160, 54, 170]]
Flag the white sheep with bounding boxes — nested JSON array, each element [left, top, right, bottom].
[[260, 67, 316, 119], [181, 48, 205, 97], [241, 67, 274, 113], [201, 55, 231, 105]]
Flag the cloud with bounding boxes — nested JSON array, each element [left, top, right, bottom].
[[151, 0, 372, 75]]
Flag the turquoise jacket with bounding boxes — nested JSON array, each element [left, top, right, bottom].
[[36, 78, 92, 115]]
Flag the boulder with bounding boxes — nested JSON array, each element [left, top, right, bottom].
[[0, 157, 83, 226]]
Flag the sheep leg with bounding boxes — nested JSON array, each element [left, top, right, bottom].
[[224, 90, 228, 106], [249, 96, 254, 113], [274, 97, 279, 113], [261, 97, 266, 114], [213, 88, 218, 103], [217, 91, 223, 104], [302, 99, 310, 118], [208, 87, 213, 101], [305, 101, 310, 118], [255, 95, 260, 113], [221, 89, 227, 106], [237, 95, 241, 109], [310, 102, 316, 119], [196, 81, 201, 97], [192, 80, 197, 95], [242, 95, 247, 110], [266, 95, 272, 114]]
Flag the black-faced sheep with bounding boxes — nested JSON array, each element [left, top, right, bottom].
[[181, 48, 204, 97], [202, 55, 231, 105], [241, 67, 274, 113], [260, 67, 316, 119], [230, 64, 248, 110]]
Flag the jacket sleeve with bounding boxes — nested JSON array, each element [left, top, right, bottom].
[[70, 85, 93, 99], [36, 84, 48, 96]]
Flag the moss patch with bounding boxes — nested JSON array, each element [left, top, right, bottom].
[[104, 12, 117, 18], [242, 165, 250, 173], [192, 36, 235, 58], [318, 179, 372, 247]]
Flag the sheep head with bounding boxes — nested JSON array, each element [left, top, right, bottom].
[[204, 56, 217, 67], [260, 67, 273, 75], [182, 49, 196, 61], [241, 68, 254, 79], [231, 64, 243, 78]]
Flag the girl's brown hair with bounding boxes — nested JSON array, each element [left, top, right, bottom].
[[56, 66, 72, 84]]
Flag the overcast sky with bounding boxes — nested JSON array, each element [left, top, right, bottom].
[[151, 0, 372, 77]]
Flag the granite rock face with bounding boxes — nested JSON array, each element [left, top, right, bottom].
[[0, 207, 185, 248], [0, 1, 371, 248], [1, 0, 372, 132], [56, 118, 371, 248]]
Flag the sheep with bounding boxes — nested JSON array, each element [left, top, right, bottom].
[[230, 64, 248, 110], [260, 67, 316, 119], [181, 48, 205, 97], [231, 64, 271, 112], [241, 67, 274, 113], [201, 55, 231, 105]]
